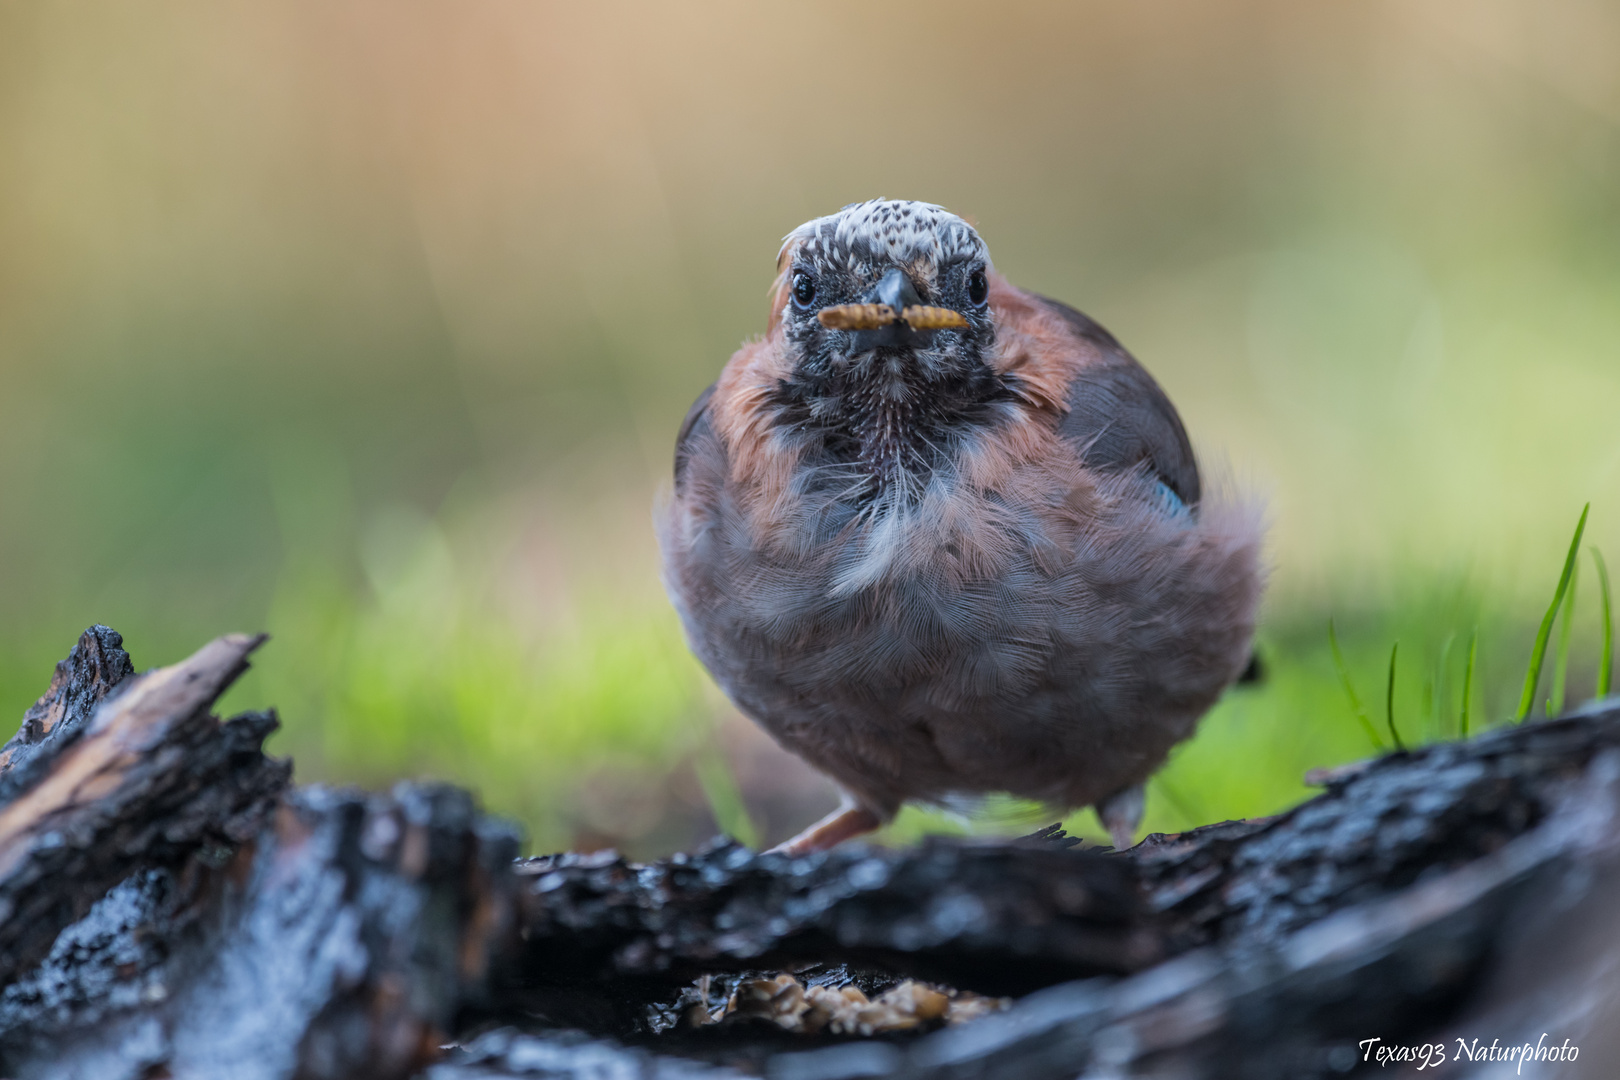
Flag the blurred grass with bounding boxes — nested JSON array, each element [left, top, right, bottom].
[[0, 462, 1612, 853], [225, 499, 1620, 851], [1, 1, 1618, 855]]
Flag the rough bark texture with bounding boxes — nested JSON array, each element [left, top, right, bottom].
[[0, 625, 135, 804], [0, 632, 288, 987], [506, 830, 1149, 1002], [0, 628, 1616, 1079], [758, 746, 1620, 1079], [2, 783, 522, 1080], [1138, 707, 1620, 952]]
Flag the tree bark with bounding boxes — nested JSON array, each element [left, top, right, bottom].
[[0, 625, 136, 804], [0, 628, 1615, 1079], [0, 632, 286, 987]]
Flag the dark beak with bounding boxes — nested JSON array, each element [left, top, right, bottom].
[[873, 267, 924, 311], [852, 268, 930, 351]]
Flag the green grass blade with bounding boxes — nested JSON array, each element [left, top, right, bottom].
[[1421, 676, 1434, 741], [1595, 547, 1613, 698], [1329, 618, 1383, 751], [1433, 633, 1455, 739], [1516, 504, 1589, 723], [1460, 629, 1477, 737], [1385, 641, 1406, 751], [1549, 558, 1579, 716], [694, 747, 761, 849]]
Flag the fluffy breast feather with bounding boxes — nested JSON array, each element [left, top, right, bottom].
[[659, 277, 1265, 813]]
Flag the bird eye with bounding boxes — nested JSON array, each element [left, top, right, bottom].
[[967, 267, 989, 307], [791, 270, 817, 310]]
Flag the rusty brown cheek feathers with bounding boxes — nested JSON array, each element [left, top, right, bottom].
[[657, 200, 1265, 857]]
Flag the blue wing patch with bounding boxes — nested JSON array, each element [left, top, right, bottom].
[[1153, 478, 1193, 521]]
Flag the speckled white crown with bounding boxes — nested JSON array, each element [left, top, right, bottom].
[[781, 199, 991, 271]]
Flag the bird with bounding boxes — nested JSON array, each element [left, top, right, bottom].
[[657, 199, 1264, 855]]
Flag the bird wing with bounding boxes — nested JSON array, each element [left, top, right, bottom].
[[672, 381, 717, 491], [1035, 295, 1201, 508]]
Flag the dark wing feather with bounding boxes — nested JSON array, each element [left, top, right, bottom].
[[673, 382, 717, 491], [1036, 295, 1201, 507]]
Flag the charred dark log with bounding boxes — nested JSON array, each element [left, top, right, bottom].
[[0, 627, 1617, 1079], [495, 700, 1620, 1006], [505, 833, 1152, 1004], [426, 1028, 746, 1079], [0, 632, 520, 1080], [469, 701, 1620, 1076], [1, 783, 520, 1080], [1138, 702, 1620, 954], [761, 746, 1620, 1079], [0, 624, 135, 804], [0, 632, 287, 986]]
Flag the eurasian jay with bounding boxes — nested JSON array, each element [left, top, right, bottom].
[[659, 200, 1264, 854]]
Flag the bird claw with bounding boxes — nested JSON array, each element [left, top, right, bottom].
[[1097, 784, 1146, 852]]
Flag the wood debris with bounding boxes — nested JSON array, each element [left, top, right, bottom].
[[1, 627, 1618, 1078]]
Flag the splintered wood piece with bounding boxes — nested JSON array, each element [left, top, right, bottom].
[[0, 625, 135, 805], [0, 632, 287, 984], [816, 303, 897, 330], [899, 304, 969, 330]]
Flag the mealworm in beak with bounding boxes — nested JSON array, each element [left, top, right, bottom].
[[817, 304, 899, 330], [900, 306, 969, 330], [817, 304, 969, 331]]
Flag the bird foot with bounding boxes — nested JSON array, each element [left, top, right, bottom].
[[1096, 784, 1145, 852], [766, 803, 883, 856]]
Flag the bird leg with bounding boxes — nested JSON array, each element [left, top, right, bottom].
[[766, 800, 883, 856], [1096, 784, 1145, 852]]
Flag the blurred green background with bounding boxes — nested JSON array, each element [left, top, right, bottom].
[[1, 1, 1616, 855]]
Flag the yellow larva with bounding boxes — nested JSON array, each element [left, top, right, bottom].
[[900, 305, 968, 330], [816, 304, 968, 331], [817, 304, 898, 330]]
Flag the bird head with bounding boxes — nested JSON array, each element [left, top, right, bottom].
[[774, 198, 994, 372], [768, 200, 1005, 490]]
